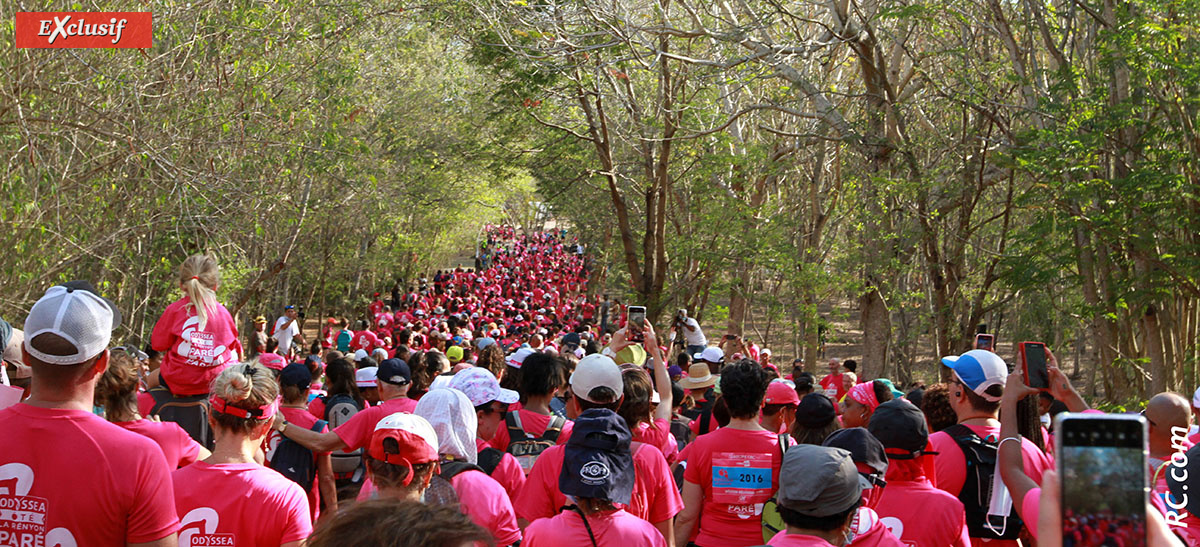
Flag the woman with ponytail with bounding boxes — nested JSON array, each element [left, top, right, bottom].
[[95, 348, 210, 467], [172, 361, 312, 546], [150, 254, 242, 396]]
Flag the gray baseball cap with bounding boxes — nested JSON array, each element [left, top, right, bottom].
[[778, 445, 870, 517]]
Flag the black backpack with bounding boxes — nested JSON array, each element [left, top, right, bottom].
[[440, 460, 485, 481], [322, 393, 365, 477], [477, 447, 505, 476], [269, 420, 327, 492], [944, 424, 1024, 540], [505, 412, 565, 474], [148, 385, 214, 450]]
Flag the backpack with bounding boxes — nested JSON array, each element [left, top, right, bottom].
[[148, 385, 214, 450], [322, 393, 365, 476], [269, 420, 326, 491], [505, 412, 565, 474], [477, 447, 505, 476], [760, 434, 794, 543], [440, 460, 485, 481], [943, 424, 1024, 540]]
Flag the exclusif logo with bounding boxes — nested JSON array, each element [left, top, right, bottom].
[[15, 12, 152, 48]]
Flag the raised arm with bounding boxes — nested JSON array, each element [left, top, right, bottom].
[[643, 321, 673, 421]]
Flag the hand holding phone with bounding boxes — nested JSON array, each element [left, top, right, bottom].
[[975, 333, 995, 351]]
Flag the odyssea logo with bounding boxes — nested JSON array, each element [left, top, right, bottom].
[[579, 460, 611, 485], [15, 12, 152, 48]]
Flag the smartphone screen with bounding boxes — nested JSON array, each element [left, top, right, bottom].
[[975, 334, 994, 351], [1023, 342, 1050, 389], [627, 306, 646, 341], [1057, 414, 1147, 547]]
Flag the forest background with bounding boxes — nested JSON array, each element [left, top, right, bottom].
[[3, 0, 1198, 405]]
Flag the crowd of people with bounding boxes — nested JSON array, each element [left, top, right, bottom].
[[0, 226, 1194, 546]]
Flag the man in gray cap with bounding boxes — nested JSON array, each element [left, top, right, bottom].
[[767, 444, 872, 546]]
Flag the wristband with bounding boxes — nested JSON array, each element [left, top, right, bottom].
[[602, 347, 618, 359]]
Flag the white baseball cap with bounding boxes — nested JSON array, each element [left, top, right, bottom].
[[24, 282, 121, 365], [571, 354, 624, 404], [356, 366, 378, 388], [353, 349, 369, 362], [693, 346, 725, 364], [507, 347, 535, 369], [941, 349, 1008, 402]]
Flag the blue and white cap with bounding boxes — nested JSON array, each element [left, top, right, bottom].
[[941, 349, 1007, 402]]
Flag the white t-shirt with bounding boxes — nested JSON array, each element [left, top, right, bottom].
[[683, 317, 707, 346], [274, 316, 299, 354]]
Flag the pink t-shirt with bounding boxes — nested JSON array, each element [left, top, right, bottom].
[[137, 390, 155, 417], [523, 509, 666, 547], [514, 443, 683, 524], [874, 479, 970, 547], [151, 297, 242, 396], [768, 531, 839, 546], [634, 418, 679, 465], [929, 425, 1054, 547], [476, 438, 526, 500], [682, 427, 789, 547], [0, 404, 179, 546], [264, 407, 330, 522], [451, 469, 522, 546], [173, 461, 311, 546], [116, 419, 203, 469], [487, 409, 574, 453], [333, 396, 419, 450]]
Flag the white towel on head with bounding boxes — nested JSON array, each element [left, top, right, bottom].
[[415, 387, 478, 464]]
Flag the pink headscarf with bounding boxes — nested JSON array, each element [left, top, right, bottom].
[[847, 382, 880, 412]]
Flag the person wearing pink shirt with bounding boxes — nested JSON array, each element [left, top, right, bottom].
[[766, 445, 873, 547], [523, 408, 668, 547], [930, 350, 1053, 546], [448, 367, 527, 499], [173, 362, 311, 547], [819, 358, 847, 401], [96, 347, 210, 468], [611, 323, 678, 465], [676, 359, 789, 547], [515, 353, 682, 543], [869, 399, 970, 547], [275, 357, 418, 460], [0, 282, 179, 547], [361, 412, 442, 501], [819, 428, 903, 547], [488, 351, 575, 460], [416, 388, 522, 546], [150, 254, 242, 396]]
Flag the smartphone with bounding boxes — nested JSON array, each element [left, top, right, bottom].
[[1056, 413, 1148, 547], [974, 333, 994, 351], [1019, 342, 1050, 389], [627, 306, 646, 342]]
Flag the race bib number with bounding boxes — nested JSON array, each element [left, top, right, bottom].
[[712, 452, 774, 505]]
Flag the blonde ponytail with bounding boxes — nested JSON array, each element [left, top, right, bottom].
[[180, 254, 220, 330]]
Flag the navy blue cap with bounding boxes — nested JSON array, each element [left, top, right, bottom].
[[279, 362, 312, 389], [378, 358, 411, 385], [823, 427, 888, 476], [868, 398, 929, 459], [795, 392, 836, 429], [559, 408, 635, 505]]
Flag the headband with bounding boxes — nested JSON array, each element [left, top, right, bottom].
[[209, 394, 280, 420], [847, 382, 880, 412]]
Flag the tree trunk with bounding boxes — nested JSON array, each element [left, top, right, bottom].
[[860, 287, 891, 380]]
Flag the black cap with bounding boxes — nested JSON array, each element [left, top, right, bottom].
[[823, 427, 888, 476], [867, 398, 929, 459], [562, 332, 581, 349], [559, 408, 635, 505], [795, 392, 836, 429], [378, 358, 411, 385], [59, 280, 122, 329], [279, 363, 312, 389]]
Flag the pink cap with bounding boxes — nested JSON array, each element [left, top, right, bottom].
[[764, 380, 800, 406]]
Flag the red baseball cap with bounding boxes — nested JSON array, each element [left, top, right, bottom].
[[368, 413, 440, 486], [764, 380, 800, 406]]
